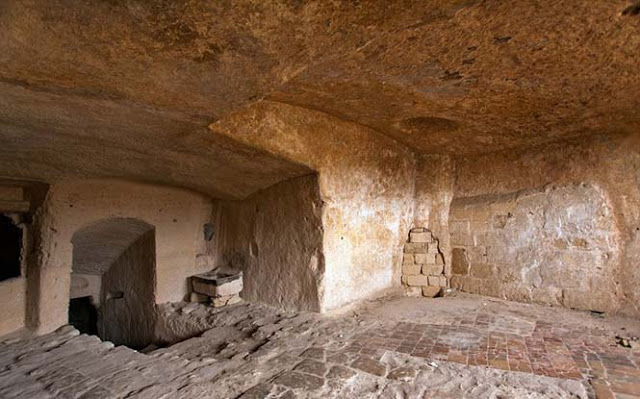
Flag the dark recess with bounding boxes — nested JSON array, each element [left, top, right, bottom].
[[0, 214, 22, 281]]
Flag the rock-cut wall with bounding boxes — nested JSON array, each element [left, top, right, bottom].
[[28, 179, 214, 334], [99, 229, 156, 349], [211, 101, 415, 311], [450, 184, 619, 312], [216, 174, 324, 312], [452, 134, 640, 316]]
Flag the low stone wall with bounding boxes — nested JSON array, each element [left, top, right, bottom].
[[401, 228, 447, 297], [449, 184, 619, 313]]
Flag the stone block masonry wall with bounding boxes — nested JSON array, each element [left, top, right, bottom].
[[449, 184, 619, 313], [401, 228, 447, 297], [452, 134, 640, 317]]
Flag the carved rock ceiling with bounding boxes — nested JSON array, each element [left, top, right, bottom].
[[0, 1, 638, 198]]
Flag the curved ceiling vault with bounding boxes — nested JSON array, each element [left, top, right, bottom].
[[0, 0, 638, 198], [71, 218, 154, 275]]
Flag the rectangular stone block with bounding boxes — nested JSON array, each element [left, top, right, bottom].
[[422, 286, 440, 298], [402, 263, 421, 275], [428, 276, 440, 286], [469, 263, 495, 279], [0, 200, 30, 213], [451, 248, 469, 275], [414, 253, 428, 264], [435, 254, 445, 265], [405, 275, 429, 287], [404, 242, 428, 254], [438, 275, 447, 287], [456, 276, 483, 293], [191, 270, 243, 297], [193, 278, 243, 297], [424, 254, 436, 265], [428, 243, 439, 255], [450, 275, 463, 289], [402, 253, 415, 265], [423, 263, 444, 276], [410, 231, 432, 243]]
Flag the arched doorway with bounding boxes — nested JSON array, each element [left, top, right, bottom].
[[69, 218, 156, 349]]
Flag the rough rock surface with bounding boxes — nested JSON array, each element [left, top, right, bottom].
[[450, 183, 619, 312], [0, 0, 639, 346], [24, 179, 217, 335], [3, 293, 640, 398], [1, 1, 639, 196], [211, 101, 415, 312], [452, 135, 640, 317], [217, 174, 324, 312]]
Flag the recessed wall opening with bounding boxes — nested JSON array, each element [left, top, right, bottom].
[[68, 296, 98, 336], [0, 214, 22, 282], [69, 218, 156, 349]]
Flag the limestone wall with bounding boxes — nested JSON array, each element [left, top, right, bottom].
[[210, 101, 415, 311], [99, 230, 156, 349], [216, 175, 324, 312], [450, 184, 619, 312], [29, 179, 214, 334], [451, 134, 640, 316], [412, 155, 454, 275], [0, 277, 26, 336], [401, 229, 447, 298], [0, 214, 26, 336], [0, 183, 45, 337], [69, 274, 101, 306]]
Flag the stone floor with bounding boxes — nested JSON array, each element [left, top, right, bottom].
[[1, 292, 639, 398]]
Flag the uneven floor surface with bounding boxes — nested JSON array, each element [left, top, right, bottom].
[[1, 292, 639, 398]]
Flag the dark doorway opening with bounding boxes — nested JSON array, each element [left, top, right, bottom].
[[70, 218, 156, 349], [68, 296, 98, 335], [0, 214, 22, 281]]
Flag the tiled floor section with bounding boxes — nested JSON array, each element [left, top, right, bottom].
[[347, 313, 640, 398]]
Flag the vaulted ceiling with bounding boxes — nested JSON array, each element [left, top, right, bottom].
[[1, 0, 638, 198]]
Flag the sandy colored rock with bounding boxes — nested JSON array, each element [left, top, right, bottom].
[[406, 275, 429, 287], [192, 277, 243, 298], [326, 365, 357, 380], [0, 0, 639, 358], [423, 264, 444, 276], [414, 253, 429, 265], [402, 263, 421, 276], [350, 356, 387, 377], [404, 243, 429, 254], [422, 286, 441, 298], [410, 231, 432, 243], [404, 287, 422, 298]]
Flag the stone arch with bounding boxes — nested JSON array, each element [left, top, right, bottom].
[[70, 218, 156, 349]]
